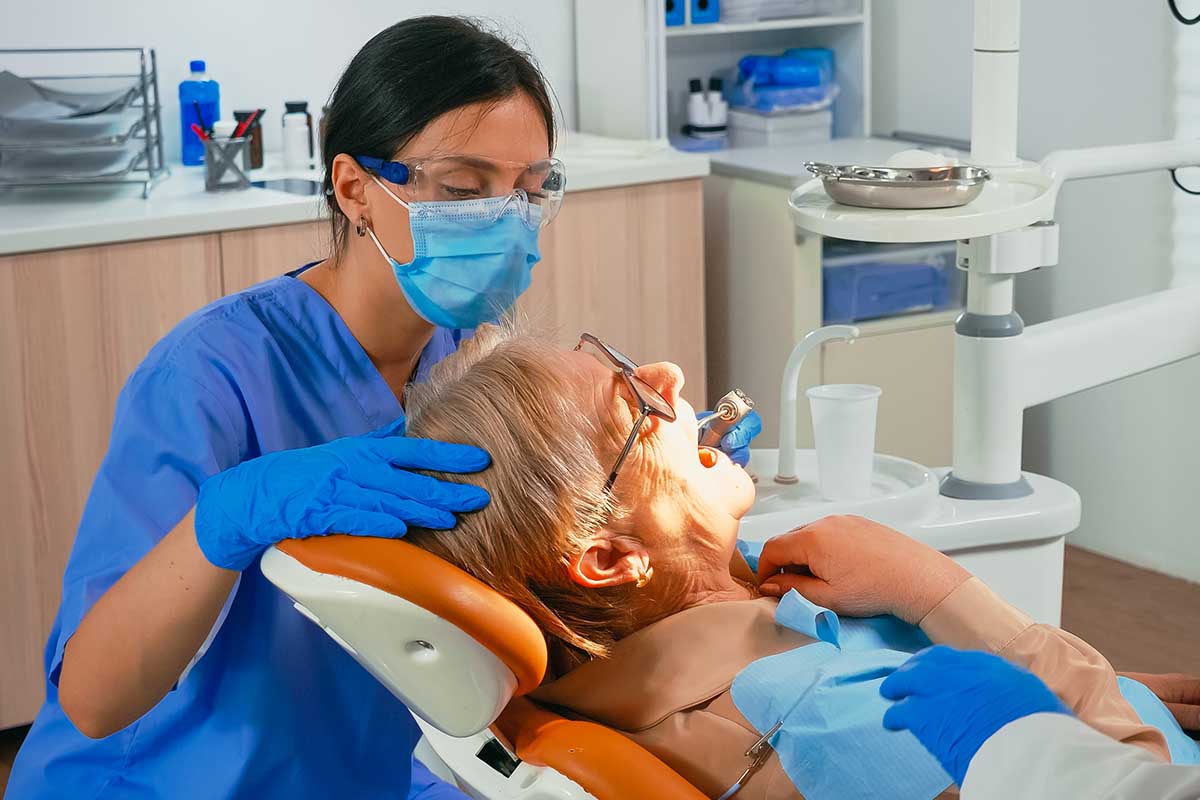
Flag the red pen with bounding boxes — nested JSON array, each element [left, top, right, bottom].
[[190, 122, 210, 142]]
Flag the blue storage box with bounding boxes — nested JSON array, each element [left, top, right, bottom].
[[821, 242, 962, 324], [691, 0, 720, 23], [666, 0, 686, 26]]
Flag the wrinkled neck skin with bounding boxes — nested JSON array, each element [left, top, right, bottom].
[[633, 522, 760, 630]]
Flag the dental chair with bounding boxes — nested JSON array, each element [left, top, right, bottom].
[[261, 536, 707, 800]]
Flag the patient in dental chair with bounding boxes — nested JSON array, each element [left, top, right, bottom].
[[401, 324, 1173, 799]]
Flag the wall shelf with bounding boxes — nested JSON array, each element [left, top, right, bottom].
[[575, 0, 870, 140], [665, 14, 865, 37]]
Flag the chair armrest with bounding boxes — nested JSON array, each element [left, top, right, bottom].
[[496, 698, 707, 800]]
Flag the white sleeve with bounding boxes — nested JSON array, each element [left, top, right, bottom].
[[962, 713, 1200, 800]]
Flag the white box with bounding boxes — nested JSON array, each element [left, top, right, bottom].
[[728, 109, 833, 148]]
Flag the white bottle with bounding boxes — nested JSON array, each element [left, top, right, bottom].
[[687, 78, 708, 129], [282, 114, 310, 170], [707, 78, 728, 127]]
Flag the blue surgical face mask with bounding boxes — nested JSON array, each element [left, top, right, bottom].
[[366, 176, 542, 329]]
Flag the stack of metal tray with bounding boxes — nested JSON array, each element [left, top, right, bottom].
[[0, 48, 168, 198]]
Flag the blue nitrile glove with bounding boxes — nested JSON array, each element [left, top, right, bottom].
[[879, 645, 1072, 786], [194, 418, 490, 571], [697, 408, 763, 467]]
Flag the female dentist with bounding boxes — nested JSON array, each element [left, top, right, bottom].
[[11, 16, 554, 799]]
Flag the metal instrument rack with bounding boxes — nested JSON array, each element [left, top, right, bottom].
[[0, 47, 169, 198]]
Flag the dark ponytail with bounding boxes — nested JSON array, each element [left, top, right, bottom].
[[322, 16, 557, 255]]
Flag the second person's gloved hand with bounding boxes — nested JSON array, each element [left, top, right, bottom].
[[697, 408, 763, 467], [194, 418, 490, 571], [879, 645, 1072, 786]]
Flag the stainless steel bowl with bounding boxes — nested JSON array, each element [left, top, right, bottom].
[[804, 162, 992, 210]]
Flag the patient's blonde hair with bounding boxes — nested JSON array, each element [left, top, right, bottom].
[[404, 323, 641, 662]]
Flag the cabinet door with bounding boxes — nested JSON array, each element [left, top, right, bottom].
[[519, 180, 707, 401], [821, 324, 955, 468], [220, 222, 327, 295], [0, 236, 222, 728]]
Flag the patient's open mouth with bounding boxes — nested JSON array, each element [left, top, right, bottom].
[[698, 446, 720, 468]]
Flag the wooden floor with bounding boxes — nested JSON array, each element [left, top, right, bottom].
[[1061, 546, 1200, 674], [1, 546, 1197, 794]]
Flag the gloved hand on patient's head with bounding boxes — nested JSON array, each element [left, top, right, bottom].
[[194, 417, 491, 571], [879, 645, 1072, 786], [697, 408, 763, 467]]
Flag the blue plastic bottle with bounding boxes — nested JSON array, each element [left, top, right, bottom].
[[179, 60, 219, 166]]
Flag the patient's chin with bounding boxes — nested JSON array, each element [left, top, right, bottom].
[[698, 447, 756, 516]]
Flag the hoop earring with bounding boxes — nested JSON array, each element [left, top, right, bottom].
[[635, 566, 654, 589], [355, 217, 369, 237]]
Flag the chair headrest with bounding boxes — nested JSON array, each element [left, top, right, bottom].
[[262, 536, 548, 736]]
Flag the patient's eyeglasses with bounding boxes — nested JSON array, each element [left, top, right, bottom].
[[574, 333, 677, 493]]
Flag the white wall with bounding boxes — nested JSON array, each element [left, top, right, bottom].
[[874, 0, 1200, 582], [0, 0, 577, 162]]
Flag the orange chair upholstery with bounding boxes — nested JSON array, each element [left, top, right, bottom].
[[273, 536, 707, 800]]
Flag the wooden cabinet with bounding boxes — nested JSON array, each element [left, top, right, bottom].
[[0, 236, 223, 727], [0, 182, 708, 729], [220, 221, 327, 294], [522, 179, 707, 401]]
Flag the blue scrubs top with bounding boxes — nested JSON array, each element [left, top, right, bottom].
[[7, 270, 467, 799]]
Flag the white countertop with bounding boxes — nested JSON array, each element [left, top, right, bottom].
[[0, 134, 708, 256], [709, 137, 961, 189]]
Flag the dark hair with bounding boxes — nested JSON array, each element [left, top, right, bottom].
[[322, 16, 557, 256]]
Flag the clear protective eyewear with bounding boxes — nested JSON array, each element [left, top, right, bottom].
[[355, 153, 566, 228], [574, 333, 676, 493]]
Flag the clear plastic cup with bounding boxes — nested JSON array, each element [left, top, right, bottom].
[[806, 384, 882, 501]]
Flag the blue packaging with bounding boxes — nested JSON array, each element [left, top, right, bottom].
[[785, 48, 836, 82], [822, 243, 961, 324], [731, 49, 837, 113], [690, 0, 720, 24], [179, 59, 219, 166], [666, 0, 685, 26]]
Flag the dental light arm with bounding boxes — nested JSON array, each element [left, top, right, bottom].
[[944, 133, 1200, 498], [1022, 287, 1200, 409], [1042, 140, 1200, 185]]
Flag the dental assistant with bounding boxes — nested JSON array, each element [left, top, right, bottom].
[[7, 17, 554, 799], [757, 516, 1200, 799], [880, 647, 1200, 799]]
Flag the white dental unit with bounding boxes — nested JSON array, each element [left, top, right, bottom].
[[261, 1, 1200, 797]]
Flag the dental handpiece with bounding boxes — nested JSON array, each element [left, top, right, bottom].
[[698, 388, 755, 448]]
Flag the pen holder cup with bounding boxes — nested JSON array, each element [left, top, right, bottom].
[[203, 137, 251, 191]]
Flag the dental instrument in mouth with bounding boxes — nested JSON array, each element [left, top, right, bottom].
[[698, 388, 755, 448]]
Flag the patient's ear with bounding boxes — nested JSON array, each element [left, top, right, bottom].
[[569, 534, 651, 588]]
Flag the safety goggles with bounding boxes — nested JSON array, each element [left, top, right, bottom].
[[574, 333, 676, 493], [355, 153, 566, 228]]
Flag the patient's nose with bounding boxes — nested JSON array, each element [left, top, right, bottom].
[[634, 361, 685, 406]]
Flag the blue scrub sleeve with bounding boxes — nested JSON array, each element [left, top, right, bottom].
[[407, 756, 470, 799], [47, 364, 243, 684]]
